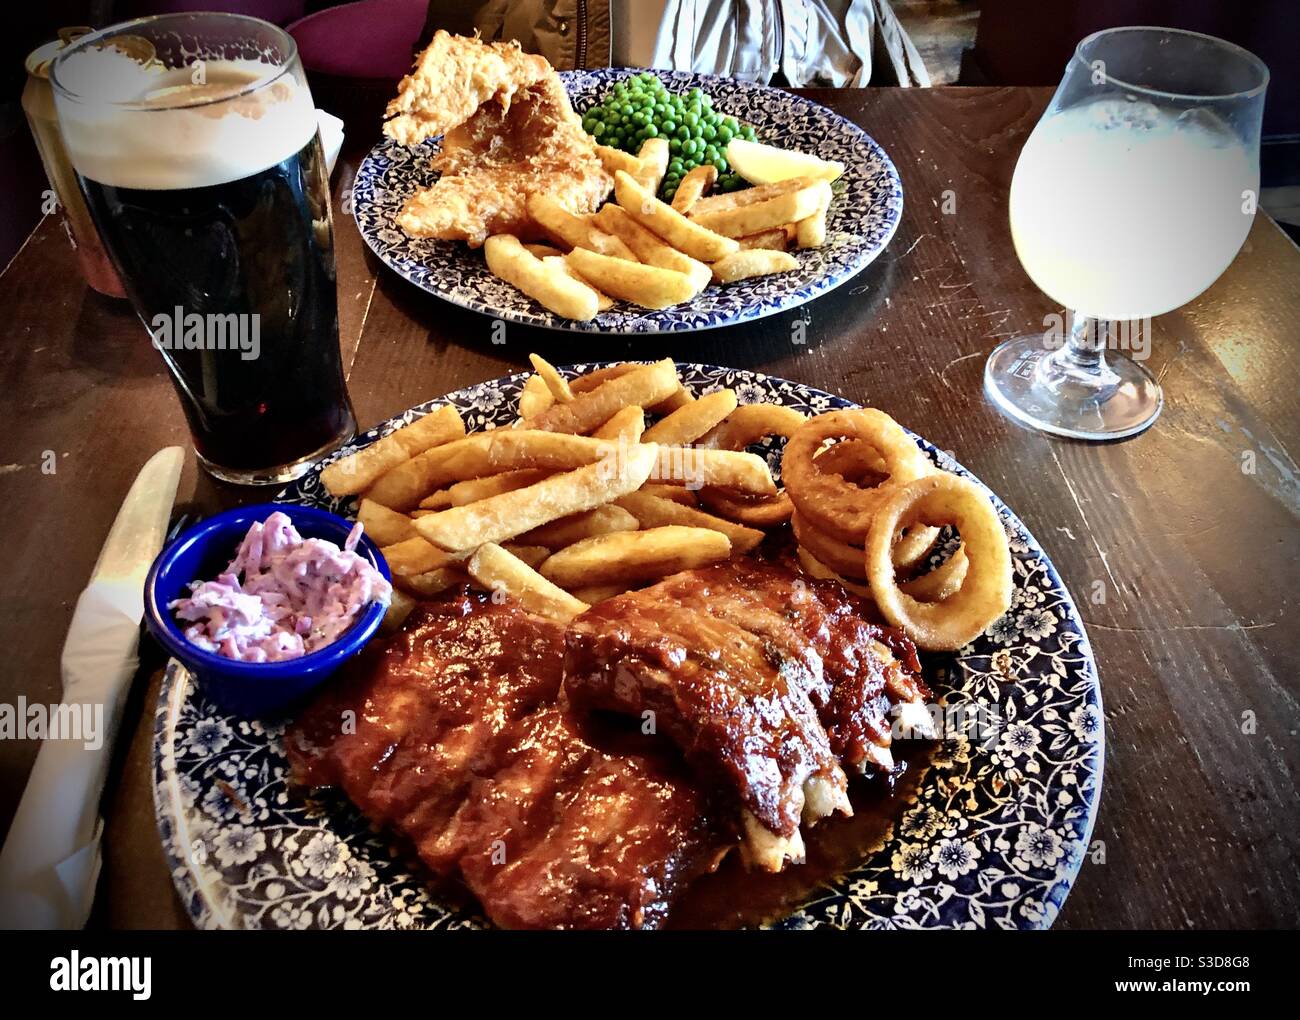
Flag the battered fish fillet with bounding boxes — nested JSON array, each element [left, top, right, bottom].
[[384, 32, 612, 247]]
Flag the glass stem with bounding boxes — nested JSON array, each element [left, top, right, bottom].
[[1063, 312, 1104, 369], [1037, 311, 1119, 396]]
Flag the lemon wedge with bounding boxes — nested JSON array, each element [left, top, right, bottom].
[[725, 139, 845, 184]]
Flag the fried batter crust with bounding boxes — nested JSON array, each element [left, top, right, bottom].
[[385, 32, 612, 247]]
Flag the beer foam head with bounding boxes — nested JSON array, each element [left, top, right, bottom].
[[53, 49, 317, 190]]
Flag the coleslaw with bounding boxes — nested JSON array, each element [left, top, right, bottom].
[[169, 511, 391, 662]]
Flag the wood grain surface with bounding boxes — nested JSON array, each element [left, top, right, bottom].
[[0, 87, 1296, 930]]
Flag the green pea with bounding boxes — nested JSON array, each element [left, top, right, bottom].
[[661, 119, 677, 135], [703, 124, 717, 141]]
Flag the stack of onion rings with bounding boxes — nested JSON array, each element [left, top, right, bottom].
[[809, 440, 942, 571], [783, 408, 943, 577], [781, 407, 1009, 652], [864, 474, 1012, 651], [783, 409, 934, 545]]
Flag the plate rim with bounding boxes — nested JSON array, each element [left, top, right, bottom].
[[351, 67, 905, 335], [152, 362, 1104, 930]]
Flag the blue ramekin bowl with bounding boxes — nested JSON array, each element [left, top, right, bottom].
[[144, 502, 390, 718]]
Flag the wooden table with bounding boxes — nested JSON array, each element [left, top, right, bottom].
[[1, 87, 1297, 930]]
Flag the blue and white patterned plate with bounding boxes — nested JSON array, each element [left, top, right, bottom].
[[153, 365, 1103, 929], [352, 69, 903, 334]]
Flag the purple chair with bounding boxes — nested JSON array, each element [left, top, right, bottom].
[[288, 0, 429, 140]]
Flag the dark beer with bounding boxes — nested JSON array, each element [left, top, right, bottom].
[[53, 17, 355, 483], [79, 137, 353, 474]]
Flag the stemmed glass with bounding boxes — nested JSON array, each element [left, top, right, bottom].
[[984, 27, 1268, 440]]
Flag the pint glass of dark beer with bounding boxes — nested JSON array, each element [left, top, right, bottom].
[[51, 13, 356, 484]]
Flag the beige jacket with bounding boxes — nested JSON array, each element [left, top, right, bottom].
[[427, 0, 929, 85]]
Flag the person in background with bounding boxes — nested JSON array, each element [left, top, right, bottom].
[[421, 0, 930, 86]]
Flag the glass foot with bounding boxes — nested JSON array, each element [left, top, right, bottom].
[[984, 334, 1162, 441]]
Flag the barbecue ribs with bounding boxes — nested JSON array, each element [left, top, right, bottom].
[[563, 557, 933, 871], [287, 592, 722, 929], [383, 31, 612, 246]]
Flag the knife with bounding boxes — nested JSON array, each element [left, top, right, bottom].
[[0, 446, 184, 928]]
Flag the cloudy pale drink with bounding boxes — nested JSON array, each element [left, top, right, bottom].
[[1009, 98, 1256, 321]]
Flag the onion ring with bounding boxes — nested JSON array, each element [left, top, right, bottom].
[[901, 544, 969, 602], [810, 438, 941, 567], [795, 542, 959, 623], [795, 508, 967, 603], [794, 547, 887, 624], [812, 439, 886, 482], [810, 438, 941, 566], [698, 403, 806, 527], [792, 507, 945, 579], [699, 488, 793, 527], [782, 409, 933, 545], [892, 522, 942, 572], [795, 544, 875, 598], [791, 510, 868, 579], [864, 474, 1012, 652]]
